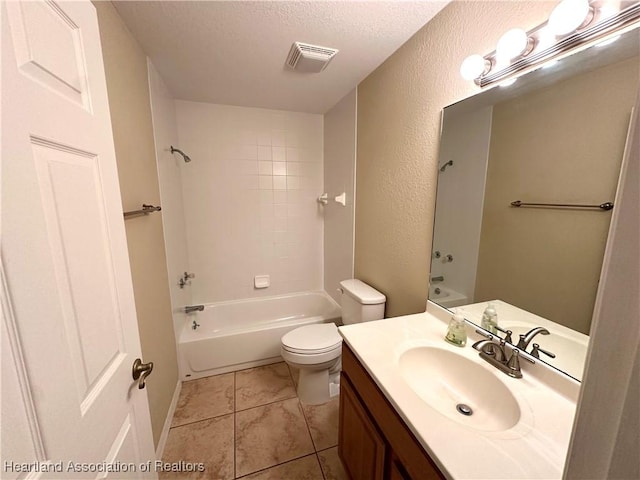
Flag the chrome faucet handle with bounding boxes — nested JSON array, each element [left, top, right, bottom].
[[531, 343, 556, 359], [506, 349, 522, 376], [516, 327, 550, 349], [472, 335, 507, 362], [495, 325, 513, 344], [475, 329, 493, 339], [506, 349, 534, 378]]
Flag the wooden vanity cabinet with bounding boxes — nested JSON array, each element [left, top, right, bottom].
[[338, 344, 446, 480]]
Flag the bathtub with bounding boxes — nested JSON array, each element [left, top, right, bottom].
[[179, 291, 341, 380], [428, 285, 469, 308]]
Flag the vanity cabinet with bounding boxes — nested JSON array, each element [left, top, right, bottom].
[[338, 344, 445, 480]]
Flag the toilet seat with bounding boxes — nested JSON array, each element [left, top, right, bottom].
[[281, 323, 342, 355]]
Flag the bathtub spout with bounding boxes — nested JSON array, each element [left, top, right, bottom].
[[185, 305, 204, 314]]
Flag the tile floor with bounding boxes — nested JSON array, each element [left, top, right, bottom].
[[161, 362, 349, 480]]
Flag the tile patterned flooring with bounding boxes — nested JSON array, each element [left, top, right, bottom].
[[161, 362, 349, 480]]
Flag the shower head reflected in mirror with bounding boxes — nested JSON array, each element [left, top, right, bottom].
[[170, 146, 191, 163], [439, 160, 453, 172]]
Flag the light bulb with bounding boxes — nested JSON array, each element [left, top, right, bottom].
[[548, 0, 592, 36], [460, 54, 488, 81], [496, 28, 530, 61]]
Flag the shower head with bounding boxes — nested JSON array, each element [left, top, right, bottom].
[[170, 146, 191, 163]]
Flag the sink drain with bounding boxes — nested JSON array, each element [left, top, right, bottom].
[[456, 403, 473, 416]]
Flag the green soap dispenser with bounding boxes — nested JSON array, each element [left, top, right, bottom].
[[481, 302, 498, 334], [445, 312, 467, 347]]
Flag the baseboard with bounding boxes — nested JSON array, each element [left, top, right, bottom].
[[155, 379, 182, 460]]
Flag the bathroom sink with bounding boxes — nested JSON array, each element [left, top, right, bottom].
[[398, 346, 521, 432]]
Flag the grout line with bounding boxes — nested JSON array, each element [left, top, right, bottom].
[[235, 453, 318, 479], [297, 397, 319, 452], [234, 394, 299, 414], [315, 453, 327, 480], [316, 445, 338, 454], [169, 412, 234, 430]]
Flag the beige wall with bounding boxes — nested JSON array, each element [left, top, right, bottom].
[[355, 1, 555, 317], [475, 57, 639, 334], [95, 1, 178, 448], [324, 90, 357, 303]]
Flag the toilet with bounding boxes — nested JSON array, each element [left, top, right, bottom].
[[281, 279, 386, 404]]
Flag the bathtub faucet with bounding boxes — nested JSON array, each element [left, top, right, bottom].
[[184, 305, 204, 314], [431, 275, 444, 283]]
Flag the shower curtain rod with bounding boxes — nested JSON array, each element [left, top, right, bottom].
[[123, 204, 162, 219]]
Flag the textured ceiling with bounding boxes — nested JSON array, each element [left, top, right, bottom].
[[112, 1, 449, 113]]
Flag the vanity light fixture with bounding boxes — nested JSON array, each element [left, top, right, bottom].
[[547, 0, 593, 36], [496, 28, 533, 61], [460, 54, 490, 80], [459, 0, 640, 88]]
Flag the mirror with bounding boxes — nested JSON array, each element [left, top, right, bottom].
[[430, 28, 639, 381]]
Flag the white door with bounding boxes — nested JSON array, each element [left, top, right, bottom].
[[1, 1, 156, 478]]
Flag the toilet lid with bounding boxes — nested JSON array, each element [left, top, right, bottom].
[[281, 323, 342, 354]]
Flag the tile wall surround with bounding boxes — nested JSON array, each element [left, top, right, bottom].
[[175, 101, 324, 303]]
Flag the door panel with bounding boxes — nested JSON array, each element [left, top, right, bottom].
[[1, 1, 156, 477], [7, 1, 89, 107]]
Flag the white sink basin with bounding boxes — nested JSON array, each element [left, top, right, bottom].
[[398, 346, 521, 432]]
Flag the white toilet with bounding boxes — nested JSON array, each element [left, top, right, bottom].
[[281, 279, 386, 404]]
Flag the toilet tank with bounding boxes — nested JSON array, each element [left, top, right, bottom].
[[339, 279, 386, 325]]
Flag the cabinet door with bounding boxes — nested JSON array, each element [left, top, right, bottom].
[[388, 454, 411, 480], [339, 375, 386, 480]]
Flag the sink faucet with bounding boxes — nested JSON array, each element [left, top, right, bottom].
[[184, 305, 204, 314], [473, 331, 534, 378], [516, 327, 550, 350]]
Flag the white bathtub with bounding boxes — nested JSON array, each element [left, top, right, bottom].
[[179, 291, 341, 380], [428, 285, 469, 308]]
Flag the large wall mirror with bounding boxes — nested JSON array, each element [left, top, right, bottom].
[[430, 27, 639, 381]]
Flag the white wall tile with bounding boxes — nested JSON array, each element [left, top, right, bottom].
[[273, 191, 287, 204], [273, 161, 287, 176], [258, 161, 273, 175], [259, 175, 273, 190], [175, 101, 324, 303], [273, 176, 287, 190], [272, 146, 286, 162]]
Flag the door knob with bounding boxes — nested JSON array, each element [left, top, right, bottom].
[[132, 358, 154, 389]]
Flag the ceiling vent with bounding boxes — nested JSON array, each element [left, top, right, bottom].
[[286, 42, 339, 73]]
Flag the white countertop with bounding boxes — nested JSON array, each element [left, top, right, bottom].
[[338, 303, 580, 480]]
